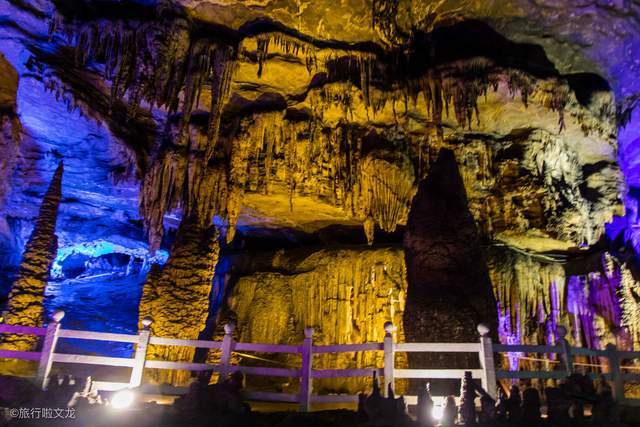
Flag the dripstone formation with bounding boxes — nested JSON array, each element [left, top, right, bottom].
[[0, 0, 639, 394], [1, 163, 63, 353]]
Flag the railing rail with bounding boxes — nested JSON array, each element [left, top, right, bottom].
[[0, 313, 638, 411]]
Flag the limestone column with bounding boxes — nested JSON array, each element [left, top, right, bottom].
[[403, 149, 497, 394], [138, 218, 219, 385], [1, 162, 64, 351]]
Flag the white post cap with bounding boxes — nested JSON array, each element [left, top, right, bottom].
[[224, 322, 236, 334], [477, 323, 490, 337], [556, 325, 567, 339], [384, 322, 395, 334], [141, 316, 153, 329], [51, 310, 65, 323]]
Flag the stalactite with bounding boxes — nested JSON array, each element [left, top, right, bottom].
[[228, 247, 408, 394], [489, 248, 631, 354], [51, 17, 239, 249], [140, 146, 230, 252], [139, 219, 219, 386], [251, 33, 318, 78], [371, 0, 400, 46], [0, 163, 64, 352], [48, 13, 583, 253], [53, 17, 193, 116], [205, 46, 237, 157], [234, 114, 419, 242], [619, 261, 640, 348], [488, 246, 567, 347], [358, 151, 416, 244]]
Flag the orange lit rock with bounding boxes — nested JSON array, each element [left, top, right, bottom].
[[227, 246, 408, 393], [1, 163, 63, 352], [139, 219, 219, 386]]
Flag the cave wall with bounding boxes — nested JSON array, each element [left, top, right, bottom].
[[0, 54, 20, 211], [227, 246, 407, 393], [0, 0, 638, 389]]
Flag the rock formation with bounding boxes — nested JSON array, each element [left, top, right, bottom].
[[139, 218, 219, 385], [0, 54, 21, 210], [0, 0, 639, 396], [403, 149, 497, 388], [1, 162, 63, 351], [227, 246, 408, 393]]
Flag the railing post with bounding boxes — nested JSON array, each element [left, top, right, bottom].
[[218, 322, 235, 382], [477, 323, 497, 400], [383, 321, 395, 397], [556, 326, 573, 376], [299, 327, 314, 412], [37, 310, 64, 390], [606, 343, 624, 403], [129, 316, 152, 387]]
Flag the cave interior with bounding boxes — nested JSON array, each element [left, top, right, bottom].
[[0, 0, 640, 398]]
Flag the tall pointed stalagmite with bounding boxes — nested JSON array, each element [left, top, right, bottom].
[[403, 149, 497, 394], [139, 217, 219, 385], [1, 162, 64, 351]]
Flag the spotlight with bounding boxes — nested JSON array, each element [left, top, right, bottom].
[[432, 404, 444, 421], [110, 390, 135, 409]]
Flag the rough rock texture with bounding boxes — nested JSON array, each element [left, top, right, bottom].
[[227, 246, 408, 393], [488, 246, 567, 355], [0, 54, 21, 210], [41, 11, 621, 251], [0, 0, 636, 383], [489, 246, 637, 371], [139, 218, 219, 385], [403, 149, 497, 373], [1, 162, 63, 351]]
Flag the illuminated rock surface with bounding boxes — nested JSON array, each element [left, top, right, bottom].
[[0, 0, 638, 388], [0, 54, 21, 211], [1, 162, 63, 352], [139, 219, 219, 385], [228, 246, 408, 393]]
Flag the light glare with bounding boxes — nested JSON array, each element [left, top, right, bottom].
[[432, 404, 444, 421], [111, 390, 135, 409]]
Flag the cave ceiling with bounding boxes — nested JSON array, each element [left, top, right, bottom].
[[0, 0, 638, 260]]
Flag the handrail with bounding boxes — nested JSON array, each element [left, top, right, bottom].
[[493, 344, 563, 353], [0, 324, 47, 336], [2, 317, 640, 410], [58, 329, 139, 343]]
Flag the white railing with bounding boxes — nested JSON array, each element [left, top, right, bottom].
[[0, 311, 638, 410]]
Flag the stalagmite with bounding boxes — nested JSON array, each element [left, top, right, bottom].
[[403, 149, 497, 394], [0, 163, 64, 352], [139, 218, 219, 386]]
